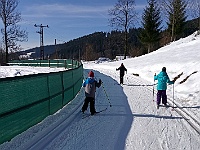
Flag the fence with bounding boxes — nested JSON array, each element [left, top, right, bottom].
[[0, 59, 83, 144], [8, 59, 81, 69]]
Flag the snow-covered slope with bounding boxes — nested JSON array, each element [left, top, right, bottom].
[[88, 31, 200, 107], [0, 31, 200, 150]]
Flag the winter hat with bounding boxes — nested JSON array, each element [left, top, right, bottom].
[[88, 71, 94, 77], [162, 67, 166, 72]]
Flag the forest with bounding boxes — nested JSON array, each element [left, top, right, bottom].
[[17, 17, 198, 61]]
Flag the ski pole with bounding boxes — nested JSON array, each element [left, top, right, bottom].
[[172, 84, 175, 111], [153, 73, 156, 102], [153, 81, 155, 102], [101, 81, 112, 107]]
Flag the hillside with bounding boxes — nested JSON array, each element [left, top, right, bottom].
[[17, 18, 199, 61], [0, 31, 200, 150]]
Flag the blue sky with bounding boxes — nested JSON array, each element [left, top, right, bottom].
[[5, 0, 148, 50]]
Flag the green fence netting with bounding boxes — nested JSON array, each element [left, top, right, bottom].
[[0, 59, 83, 144], [8, 59, 80, 69]]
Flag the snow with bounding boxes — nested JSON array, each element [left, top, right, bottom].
[[0, 66, 67, 78], [0, 31, 200, 150]]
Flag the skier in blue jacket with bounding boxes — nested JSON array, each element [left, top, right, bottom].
[[154, 67, 174, 109], [82, 71, 102, 115]]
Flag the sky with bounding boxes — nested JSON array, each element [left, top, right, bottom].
[[0, 31, 200, 149], [0, 0, 147, 50]]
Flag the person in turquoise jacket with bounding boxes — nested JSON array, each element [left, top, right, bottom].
[[154, 67, 174, 109]]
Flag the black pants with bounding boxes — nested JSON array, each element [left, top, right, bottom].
[[157, 90, 167, 105], [120, 75, 124, 84], [82, 97, 96, 114]]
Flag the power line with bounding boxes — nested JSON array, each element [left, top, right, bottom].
[[44, 28, 66, 43], [34, 24, 49, 60]]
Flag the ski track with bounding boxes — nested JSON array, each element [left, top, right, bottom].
[[1, 69, 200, 150], [94, 69, 200, 150]]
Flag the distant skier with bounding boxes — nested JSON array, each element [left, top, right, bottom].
[[154, 67, 174, 109], [116, 63, 127, 84], [82, 71, 102, 115]]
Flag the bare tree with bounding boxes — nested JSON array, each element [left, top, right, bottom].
[[84, 43, 96, 61], [0, 44, 4, 64], [0, 0, 28, 64], [108, 0, 137, 59]]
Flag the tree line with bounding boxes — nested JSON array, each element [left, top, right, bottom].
[[48, 18, 197, 61], [49, 0, 199, 61], [0, 0, 200, 64]]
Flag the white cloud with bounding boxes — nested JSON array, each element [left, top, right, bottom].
[[22, 4, 112, 19], [22, 3, 146, 19]]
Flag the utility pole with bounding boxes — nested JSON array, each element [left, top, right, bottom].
[[34, 24, 49, 60], [55, 39, 59, 59]]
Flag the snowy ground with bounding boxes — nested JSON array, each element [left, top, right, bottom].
[[0, 66, 66, 78], [0, 31, 200, 149]]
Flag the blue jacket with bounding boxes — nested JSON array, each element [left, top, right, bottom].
[[154, 71, 174, 90], [83, 77, 101, 98]]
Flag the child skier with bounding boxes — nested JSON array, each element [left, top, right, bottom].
[[82, 71, 102, 115], [154, 67, 174, 109]]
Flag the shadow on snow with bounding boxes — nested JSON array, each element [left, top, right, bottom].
[[85, 69, 133, 150], [83, 69, 183, 150]]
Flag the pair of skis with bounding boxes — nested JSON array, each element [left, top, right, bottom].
[[157, 104, 170, 109], [82, 108, 107, 119]]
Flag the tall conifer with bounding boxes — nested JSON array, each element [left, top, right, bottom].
[[140, 0, 162, 53]]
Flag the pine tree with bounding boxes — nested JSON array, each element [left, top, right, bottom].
[[167, 0, 187, 41], [187, 0, 200, 31], [139, 0, 162, 53]]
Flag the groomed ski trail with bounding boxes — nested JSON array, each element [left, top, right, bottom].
[[0, 69, 199, 150]]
